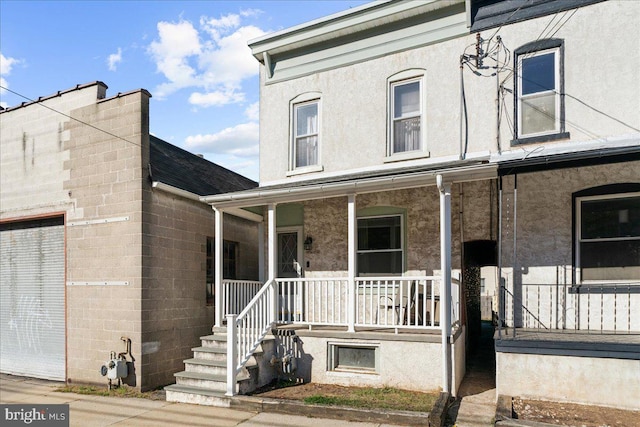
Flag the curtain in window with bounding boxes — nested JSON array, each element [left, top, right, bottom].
[[393, 82, 421, 153], [295, 103, 318, 167]]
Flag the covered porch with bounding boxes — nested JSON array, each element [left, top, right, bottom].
[[201, 162, 497, 396]]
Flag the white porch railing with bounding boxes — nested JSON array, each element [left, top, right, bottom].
[[276, 278, 349, 326], [501, 282, 640, 333], [355, 276, 441, 329], [226, 279, 276, 396], [222, 279, 263, 317], [274, 275, 460, 330], [225, 274, 461, 395]]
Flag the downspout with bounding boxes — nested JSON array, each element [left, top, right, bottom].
[[497, 177, 503, 340], [437, 174, 452, 395]]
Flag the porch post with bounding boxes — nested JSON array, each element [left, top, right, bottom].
[[214, 208, 224, 328], [437, 175, 452, 394], [347, 194, 357, 332], [258, 222, 265, 283], [267, 204, 277, 323]]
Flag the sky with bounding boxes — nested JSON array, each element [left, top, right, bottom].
[[0, 0, 370, 181]]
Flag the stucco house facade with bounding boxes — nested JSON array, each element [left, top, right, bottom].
[[165, 0, 640, 411], [0, 82, 259, 390]]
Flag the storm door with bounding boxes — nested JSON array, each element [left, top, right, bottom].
[[277, 228, 303, 321]]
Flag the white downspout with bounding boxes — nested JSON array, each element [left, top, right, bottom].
[[347, 194, 357, 333], [214, 208, 224, 328], [437, 174, 452, 394]]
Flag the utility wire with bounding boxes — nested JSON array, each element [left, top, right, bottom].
[[0, 85, 143, 148], [501, 68, 640, 134]]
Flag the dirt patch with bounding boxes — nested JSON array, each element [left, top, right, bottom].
[[251, 381, 437, 413], [513, 398, 640, 427]]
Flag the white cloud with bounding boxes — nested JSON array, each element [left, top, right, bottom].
[[0, 52, 20, 106], [185, 122, 259, 157], [245, 102, 259, 121], [148, 13, 266, 104], [107, 48, 122, 71], [189, 87, 244, 107], [1, 52, 18, 75], [148, 20, 201, 97]]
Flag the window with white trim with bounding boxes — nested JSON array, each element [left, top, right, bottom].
[[292, 100, 319, 169], [387, 69, 427, 159], [577, 193, 640, 282], [357, 215, 403, 275], [515, 39, 566, 141]]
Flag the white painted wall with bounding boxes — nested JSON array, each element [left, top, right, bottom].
[[258, 0, 639, 184], [497, 352, 640, 410]]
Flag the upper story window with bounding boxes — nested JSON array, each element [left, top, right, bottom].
[[514, 39, 568, 143], [387, 70, 427, 161], [289, 92, 322, 175], [576, 191, 640, 282]]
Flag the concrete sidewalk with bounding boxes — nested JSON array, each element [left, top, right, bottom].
[[0, 375, 411, 427]]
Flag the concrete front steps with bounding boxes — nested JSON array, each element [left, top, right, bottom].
[[165, 326, 276, 406]]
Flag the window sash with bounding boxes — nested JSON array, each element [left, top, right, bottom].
[[390, 79, 422, 154], [517, 48, 560, 137], [357, 215, 404, 275], [577, 193, 640, 282], [293, 101, 319, 168]]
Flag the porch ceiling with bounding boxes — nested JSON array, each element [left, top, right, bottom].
[[200, 161, 497, 209]]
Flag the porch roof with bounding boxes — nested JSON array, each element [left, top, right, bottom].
[[200, 159, 496, 209]]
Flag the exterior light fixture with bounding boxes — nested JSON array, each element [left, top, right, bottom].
[[304, 236, 313, 251]]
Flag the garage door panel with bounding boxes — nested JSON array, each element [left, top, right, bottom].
[[0, 219, 65, 380]]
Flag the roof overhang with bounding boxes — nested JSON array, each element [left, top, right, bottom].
[[249, 0, 465, 62], [200, 162, 497, 210], [495, 133, 640, 176]]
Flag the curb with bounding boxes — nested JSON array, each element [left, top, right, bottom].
[[230, 394, 430, 426]]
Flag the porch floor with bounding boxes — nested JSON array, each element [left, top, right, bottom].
[[495, 328, 640, 359]]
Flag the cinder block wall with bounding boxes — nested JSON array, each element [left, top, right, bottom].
[[64, 89, 150, 387], [141, 192, 260, 390]]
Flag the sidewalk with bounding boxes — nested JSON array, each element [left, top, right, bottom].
[[0, 375, 411, 427]]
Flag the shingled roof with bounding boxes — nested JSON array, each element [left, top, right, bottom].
[[149, 135, 257, 196]]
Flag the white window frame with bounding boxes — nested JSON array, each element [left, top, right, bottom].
[[356, 214, 404, 277], [575, 191, 640, 283], [288, 92, 323, 176], [517, 47, 561, 138], [386, 69, 428, 162]]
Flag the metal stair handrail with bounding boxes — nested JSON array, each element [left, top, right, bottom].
[[225, 279, 276, 396]]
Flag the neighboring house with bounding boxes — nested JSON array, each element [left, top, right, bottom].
[[165, 0, 640, 410], [0, 81, 259, 391]]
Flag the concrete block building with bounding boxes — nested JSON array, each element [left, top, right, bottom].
[[0, 82, 259, 390]]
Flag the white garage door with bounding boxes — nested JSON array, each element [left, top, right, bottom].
[[0, 217, 65, 380]]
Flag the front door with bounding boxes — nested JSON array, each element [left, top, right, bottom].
[[277, 228, 303, 321], [277, 229, 302, 278]]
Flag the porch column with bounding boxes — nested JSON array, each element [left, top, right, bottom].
[[267, 204, 277, 323], [437, 175, 452, 394], [347, 194, 357, 332], [214, 208, 224, 328], [258, 222, 265, 283]]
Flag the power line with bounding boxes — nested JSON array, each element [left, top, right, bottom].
[[0, 85, 143, 148]]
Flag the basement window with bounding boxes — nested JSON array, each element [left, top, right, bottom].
[[328, 343, 379, 373]]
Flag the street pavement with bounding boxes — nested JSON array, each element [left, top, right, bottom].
[[0, 375, 412, 427]]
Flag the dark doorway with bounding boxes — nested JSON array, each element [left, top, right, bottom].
[[463, 240, 497, 350]]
